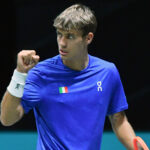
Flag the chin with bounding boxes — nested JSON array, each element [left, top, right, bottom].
[[60, 55, 72, 62], [60, 54, 68, 60]]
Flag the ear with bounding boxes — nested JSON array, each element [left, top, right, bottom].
[[86, 32, 94, 45]]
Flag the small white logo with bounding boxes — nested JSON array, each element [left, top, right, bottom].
[[97, 81, 102, 91]]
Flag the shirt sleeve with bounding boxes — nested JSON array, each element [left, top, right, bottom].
[[107, 64, 128, 115], [21, 67, 42, 114]]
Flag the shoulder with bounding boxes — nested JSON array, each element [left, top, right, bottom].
[[89, 55, 120, 83], [90, 55, 117, 73]]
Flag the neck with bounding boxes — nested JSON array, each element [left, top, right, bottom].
[[62, 54, 89, 71]]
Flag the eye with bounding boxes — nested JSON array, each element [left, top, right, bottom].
[[67, 34, 75, 39], [57, 31, 62, 38]]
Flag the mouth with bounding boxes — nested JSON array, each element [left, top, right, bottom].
[[59, 49, 68, 56]]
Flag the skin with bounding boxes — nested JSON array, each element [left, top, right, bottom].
[[0, 30, 137, 150], [0, 50, 39, 126], [109, 112, 136, 150], [57, 29, 93, 71]]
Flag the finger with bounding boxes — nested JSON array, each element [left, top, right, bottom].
[[23, 55, 32, 65], [22, 52, 37, 65], [22, 50, 36, 55], [25, 61, 37, 70], [32, 55, 40, 64], [26, 55, 39, 66]]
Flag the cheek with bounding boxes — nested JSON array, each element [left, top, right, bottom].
[[71, 43, 81, 50], [76, 41, 85, 48], [57, 38, 59, 43], [68, 39, 84, 50]]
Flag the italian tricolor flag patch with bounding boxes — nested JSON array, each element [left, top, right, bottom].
[[59, 87, 68, 93]]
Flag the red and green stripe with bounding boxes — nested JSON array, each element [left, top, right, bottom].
[[59, 87, 68, 93]]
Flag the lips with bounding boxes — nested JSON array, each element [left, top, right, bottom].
[[59, 49, 68, 56]]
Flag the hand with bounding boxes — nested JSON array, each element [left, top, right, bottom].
[[137, 143, 144, 150], [16, 50, 40, 73]]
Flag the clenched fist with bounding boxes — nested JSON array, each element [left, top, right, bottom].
[[16, 50, 40, 73]]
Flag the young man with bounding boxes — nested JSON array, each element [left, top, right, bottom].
[[1, 4, 137, 150]]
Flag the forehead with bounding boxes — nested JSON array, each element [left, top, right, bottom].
[[56, 28, 83, 36]]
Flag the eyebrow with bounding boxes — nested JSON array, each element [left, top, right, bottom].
[[56, 30, 75, 36], [56, 30, 61, 34]]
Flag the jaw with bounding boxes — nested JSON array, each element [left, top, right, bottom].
[[61, 51, 89, 71]]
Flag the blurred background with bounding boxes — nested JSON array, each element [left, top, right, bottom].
[[0, 0, 149, 149]]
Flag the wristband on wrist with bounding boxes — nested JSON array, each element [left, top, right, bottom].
[[7, 69, 27, 98]]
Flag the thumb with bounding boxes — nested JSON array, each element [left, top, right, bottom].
[[32, 55, 40, 64]]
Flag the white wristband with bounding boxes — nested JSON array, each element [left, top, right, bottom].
[[7, 69, 27, 98]]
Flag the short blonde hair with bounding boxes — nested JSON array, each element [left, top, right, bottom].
[[53, 4, 97, 36]]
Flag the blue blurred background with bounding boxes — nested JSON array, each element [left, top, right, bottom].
[[0, 0, 149, 149]]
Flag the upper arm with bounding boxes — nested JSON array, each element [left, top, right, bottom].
[[109, 111, 127, 129], [0, 91, 24, 126]]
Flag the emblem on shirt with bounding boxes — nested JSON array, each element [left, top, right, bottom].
[[97, 81, 102, 91], [59, 86, 68, 93]]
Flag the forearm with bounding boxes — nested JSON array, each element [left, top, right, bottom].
[[112, 118, 136, 150], [0, 50, 39, 126], [0, 91, 24, 126], [109, 111, 136, 150]]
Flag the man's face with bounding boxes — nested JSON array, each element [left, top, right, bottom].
[[56, 29, 88, 61]]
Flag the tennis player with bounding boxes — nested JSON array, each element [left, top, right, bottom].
[[1, 4, 137, 150]]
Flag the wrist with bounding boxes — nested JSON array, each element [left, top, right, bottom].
[[7, 69, 27, 98], [16, 67, 27, 73]]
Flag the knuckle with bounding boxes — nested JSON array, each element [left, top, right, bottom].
[[30, 50, 36, 54], [18, 52, 23, 57], [32, 50, 36, 53]]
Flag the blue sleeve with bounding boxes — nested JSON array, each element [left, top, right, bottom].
[[21, 67, 42, 114], [107, 64, 128, 115]]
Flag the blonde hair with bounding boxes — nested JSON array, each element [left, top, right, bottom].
[[53, 4, 97, 36]]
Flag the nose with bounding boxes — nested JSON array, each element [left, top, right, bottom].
[[58, 36, 67, 48]]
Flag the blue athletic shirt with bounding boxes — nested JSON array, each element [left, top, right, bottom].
[[21, 54, 128, 150]]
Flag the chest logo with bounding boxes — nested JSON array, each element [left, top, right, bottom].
[[59, 86, 68, 93], [97, 81, 102, 92]]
